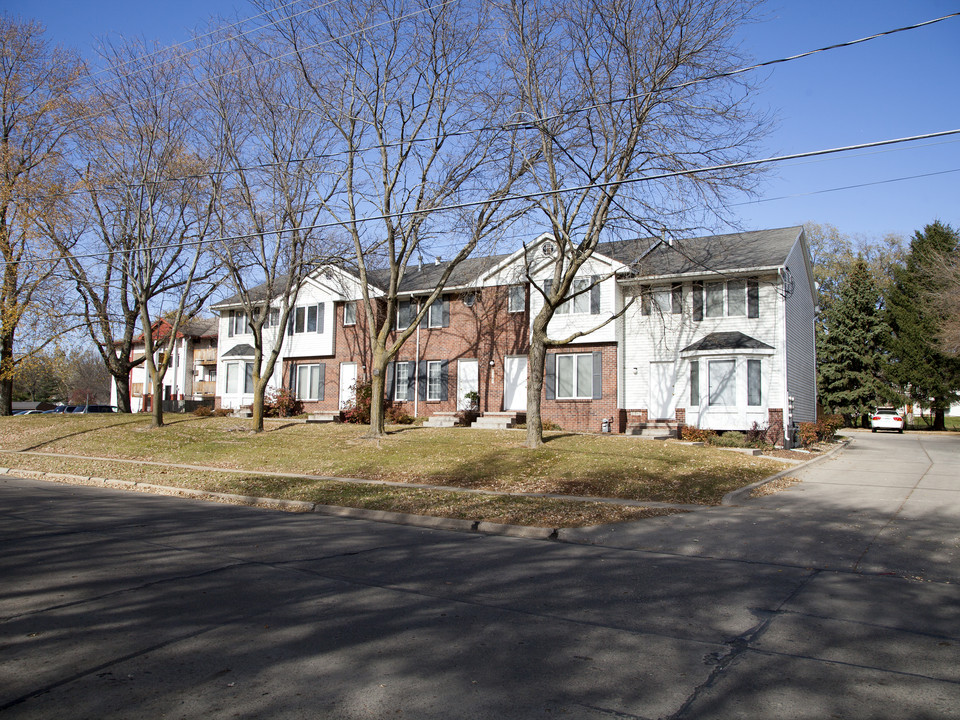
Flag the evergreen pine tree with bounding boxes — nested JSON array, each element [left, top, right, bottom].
[[818, 258, 891, 425], [886, 221, 960, 430]]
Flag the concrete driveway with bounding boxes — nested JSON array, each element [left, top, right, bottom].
[[1, 431, 958, 719]]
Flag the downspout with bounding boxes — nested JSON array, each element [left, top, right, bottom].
[[414, 298, 421, 418], [778, 267, 791, 447]]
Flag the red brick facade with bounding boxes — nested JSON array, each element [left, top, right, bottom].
[[277, 286, 623, 433]]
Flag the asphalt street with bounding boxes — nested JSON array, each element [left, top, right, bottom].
[[1, 431, 958, 719]]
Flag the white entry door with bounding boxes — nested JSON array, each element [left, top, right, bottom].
[[457, 359, 479, 410], [339, 362, 358, 409], [649, 361, 677, 420], [503, 356, 527, 411]]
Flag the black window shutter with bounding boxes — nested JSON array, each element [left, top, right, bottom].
[[317, 363, 325, 401], [747, 278, 759, 318], [545, 354, 556, 400], [318, 303, 324, 333], [406, 363, 416, 399], [227, 310, 234, 337], [592, 351, 602, 399], [419, 300, 428, 328], [417, 361, 427, 401], [385, 362, 395, 399], [287, 313, 294, 336], [442, 297, 450, 327], [693, 282, 703, 321], [590, 276, 601, 314], [671, 283, 682, 314], [641, 285, 651, 316], [543, 279, 553, 304], [440, 360, 448, 401]]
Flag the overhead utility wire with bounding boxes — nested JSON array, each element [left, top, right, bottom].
[[12, 128, 959, 268], [68, 0, 458, 130], [82, 1, 336, 96], [731, 167, 960, 206], [54, 8, 960, 163], [35, 9, 958, 203], [79, 0, 316, 86]]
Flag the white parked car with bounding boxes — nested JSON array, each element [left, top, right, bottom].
[[871, 408, 904, 433]]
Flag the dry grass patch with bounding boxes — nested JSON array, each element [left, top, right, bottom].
[[0, 452, 682, 528], [0, 415, 789, 509]]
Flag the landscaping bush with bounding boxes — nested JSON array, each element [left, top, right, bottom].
[[263, 387, 303, 418], [341, 381, 372, 424], [193, 405, 213, 417], [711, 431, 747, 448], [816, 413, 844, 441], [745, 421, 770, 448], [386, 405, 415, 424], [681, 425, 716, 443], [213, 408, 231, 417], [797, 421, 819, 448]]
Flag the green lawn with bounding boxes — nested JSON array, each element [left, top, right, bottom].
[[0, 414, 791, 526]]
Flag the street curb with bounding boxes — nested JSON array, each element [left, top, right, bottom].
[[720, 438, 851, 506], [1, 468, 562, 541]]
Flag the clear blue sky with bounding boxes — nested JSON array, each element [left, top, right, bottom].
[[6, 0, 960, 242]]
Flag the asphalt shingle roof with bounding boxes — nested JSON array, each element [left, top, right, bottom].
[[210, 227, 802, 307], [681, 331, 774, 353]]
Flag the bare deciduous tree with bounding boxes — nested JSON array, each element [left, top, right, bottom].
[[79, 39, 221, 427], [198, 24, 345, 432], [497, 0, 767, 447], [270, 0, 530, 437]]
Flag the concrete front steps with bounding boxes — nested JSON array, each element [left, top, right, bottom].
[[422, 412, 461, 428], [471, 412, 524, 430], [626, 420, 681, 439], [307, 412, 340, 423]]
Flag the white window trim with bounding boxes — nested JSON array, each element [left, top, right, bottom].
[[508, 285, 525, 313], [555, 352, 593, 400], [556, 278, 590, 315], [395, 361, 411, 402], [296, 363, 322, 401], [427, 300, 443, 328], [343, 301, 357, 326], [426, 360, 443, 402]]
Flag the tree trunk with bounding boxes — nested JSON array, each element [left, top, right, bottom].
[[150, 373, 165, 428], [366, 350, 388, 439], [525, 328, 548, 449], [0, 377, 12, 416], [252, 377, 266, 433], [934, 407, 946, 432], [0, 333, 13, 416], [113, 373, 133, 413]]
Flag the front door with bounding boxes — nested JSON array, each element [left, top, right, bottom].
[[457, 359, 479, 410], [339, 362, 358, 409], [503, 356, 527, 411], [650, 361, 677, 420]]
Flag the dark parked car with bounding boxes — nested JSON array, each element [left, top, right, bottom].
[[45, 406, 78, 414], [71, 405, 117, 414]]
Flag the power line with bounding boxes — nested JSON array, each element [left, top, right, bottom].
[[78, 0, 319, 88], [44, 8, 960, 186], [12, 127, 959, 268], [731, 167, 960, 206]]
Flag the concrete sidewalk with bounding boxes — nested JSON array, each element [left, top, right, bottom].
[[563, 431, 960, 582]]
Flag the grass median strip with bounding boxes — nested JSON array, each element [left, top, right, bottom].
[[1, 415, 791, 526], [0, 453, 683, 527]]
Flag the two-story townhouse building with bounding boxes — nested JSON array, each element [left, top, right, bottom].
[[113, 317, 219, 413], [212, 226, 817, 443]]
